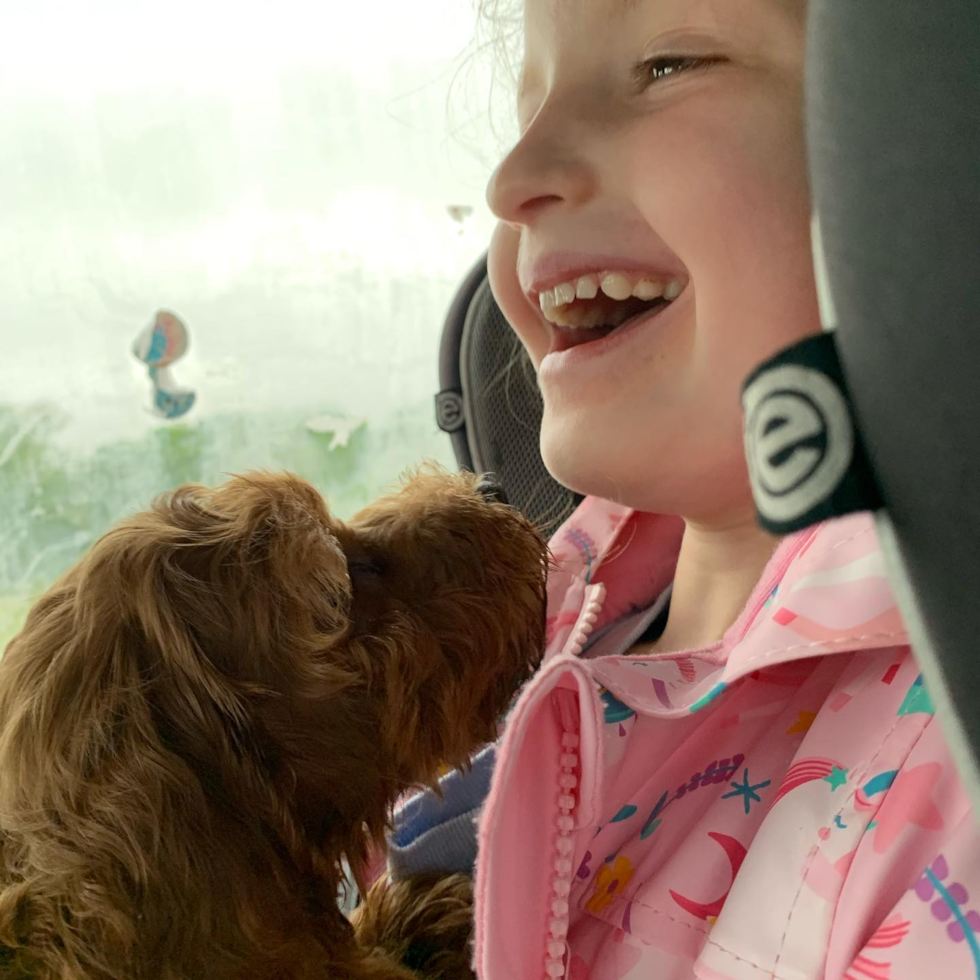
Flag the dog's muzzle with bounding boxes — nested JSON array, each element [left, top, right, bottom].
[[476, 476, 508, 507]]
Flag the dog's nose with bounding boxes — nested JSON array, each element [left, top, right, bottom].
[[476, 475, 508, 506]]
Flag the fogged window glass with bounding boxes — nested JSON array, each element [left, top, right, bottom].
[[0, 0, 500, 646]]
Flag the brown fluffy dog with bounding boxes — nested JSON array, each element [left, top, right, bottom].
[[0, 469, 546, 979]]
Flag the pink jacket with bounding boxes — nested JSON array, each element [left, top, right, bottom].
[[473, 498, 980, 980]]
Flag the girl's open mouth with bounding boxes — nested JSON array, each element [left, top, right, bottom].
[[551, 296, 673, 351], [534, 270, 684, 353]]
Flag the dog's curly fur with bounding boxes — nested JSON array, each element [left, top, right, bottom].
[[0, 468, 547, 979], [351, 874, 475, 980]]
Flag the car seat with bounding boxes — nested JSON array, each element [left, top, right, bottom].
[[742, 2, 980, 815], [434, 253, 582, 537]]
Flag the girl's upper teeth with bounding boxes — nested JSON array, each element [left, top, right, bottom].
[[554, 281, 576, 305], [599, 272, 633, 301], [537, 272, 684, 325]]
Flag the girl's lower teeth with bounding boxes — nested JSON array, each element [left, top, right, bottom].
[[562, 326, 617, 347], [566, 300, 666, 330], [558, 299, 668, 347], [551, 295, 667, 329]]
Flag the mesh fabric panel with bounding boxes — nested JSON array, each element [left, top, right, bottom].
[[459, 278, 579, 537]]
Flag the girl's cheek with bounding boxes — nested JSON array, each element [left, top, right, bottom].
[[488, 222, 520, 303], [488, 222, 546, 365]]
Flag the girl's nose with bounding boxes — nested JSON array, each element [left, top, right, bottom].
[[486, 118, 597, 226]]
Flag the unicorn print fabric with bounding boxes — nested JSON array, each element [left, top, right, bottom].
[[473, 500, 980, 980]]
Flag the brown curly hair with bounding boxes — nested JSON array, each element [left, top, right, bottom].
[[0, 469, 546, 979]]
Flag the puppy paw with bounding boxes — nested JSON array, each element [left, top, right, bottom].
[[350, 873, 475, 980]]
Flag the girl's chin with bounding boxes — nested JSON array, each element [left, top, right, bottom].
[[539, 413, 633, 490]]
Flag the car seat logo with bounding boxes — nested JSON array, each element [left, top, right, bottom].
[[742, 364, 853, 525], [435, 390, 465, 433]]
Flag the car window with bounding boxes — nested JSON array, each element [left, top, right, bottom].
[[0, 0, 500, 648]]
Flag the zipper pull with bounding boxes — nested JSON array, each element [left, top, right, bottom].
[[552, 687, 580, 736], [566, 583, 606, 657]]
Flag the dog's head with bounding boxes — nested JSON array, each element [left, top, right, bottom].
[[189, 468, 549, 855], [0, 468, 547, 976]]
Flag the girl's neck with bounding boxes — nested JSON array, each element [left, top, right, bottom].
[[640, 514, 781, 655]]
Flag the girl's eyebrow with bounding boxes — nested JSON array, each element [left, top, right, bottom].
[[615, 0, 700, 21]]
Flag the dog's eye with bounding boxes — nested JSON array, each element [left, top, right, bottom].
[[347, 557, 385, 583]]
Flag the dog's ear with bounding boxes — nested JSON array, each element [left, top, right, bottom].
[[134, 473, 352, 687], [0, 474, 353, 974], [0, 495, 238, 971], [2, 475, 348, 761]]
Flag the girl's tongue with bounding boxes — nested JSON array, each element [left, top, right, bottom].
[[554, 293, 663, 329], [553, 295, 670, 348]]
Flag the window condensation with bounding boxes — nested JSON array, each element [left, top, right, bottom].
[[0, 0, 499, 646]]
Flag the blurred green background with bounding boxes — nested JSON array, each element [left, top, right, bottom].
[[0, 399, 454, 647]]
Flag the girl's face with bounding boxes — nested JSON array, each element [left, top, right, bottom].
[[487, 0, 819, 522]]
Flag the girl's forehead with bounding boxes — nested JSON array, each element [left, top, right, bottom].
[[526, 0, 713, 27], [522, 0, 689, 65], [524, 0, 801, 34], [521, 0, 804, 67]]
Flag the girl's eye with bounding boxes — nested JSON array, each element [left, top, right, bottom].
[[637, 56, 717, 88]]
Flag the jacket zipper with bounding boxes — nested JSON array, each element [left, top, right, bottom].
[[544, 584, 605, 978]]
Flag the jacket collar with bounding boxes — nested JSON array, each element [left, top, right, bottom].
[[544, 499, 906, 706]]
